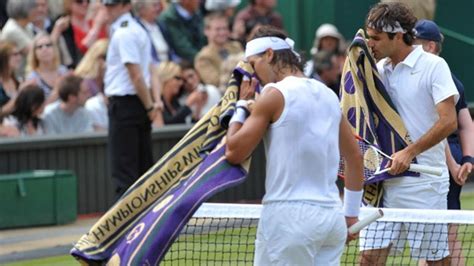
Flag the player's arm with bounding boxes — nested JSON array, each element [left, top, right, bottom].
[[389, 96, 457, 175], [225, 87, 283, 165], [339, 116, 364, 241], [456, 108, 474, 182]]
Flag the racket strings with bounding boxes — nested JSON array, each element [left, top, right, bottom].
[[338, 140, 384, 181]]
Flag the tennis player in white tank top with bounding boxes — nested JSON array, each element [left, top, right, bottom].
[[225, 26, 365, 266]]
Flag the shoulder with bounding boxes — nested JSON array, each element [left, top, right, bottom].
[[226, 41, 243, 53]]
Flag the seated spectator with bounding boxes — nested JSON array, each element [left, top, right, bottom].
[[181, 61, 221, 119], [69, 0, 108, 55], [75, 39, 108, 96], [28, 0, 52, 35], [311, 50, 341, 95], [1, 0, 36, 55], [158, 0, 206, 62], [195, 11, 243, 87], [2, 84, 45, 136], [0, 42, 23, 117], [232, 0, 283, 46], [155, 62, 203, 124], [132, 0, 179, 64], [42, 74, 93, 134], [26, 33, 69, 104], [79, 39, 109, 131], [49, 0, 108, 68], [305, 23, 346, 77]]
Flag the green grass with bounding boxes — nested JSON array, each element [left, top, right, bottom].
[[5, 192, 474, 266], [4, 255, 78, 266]]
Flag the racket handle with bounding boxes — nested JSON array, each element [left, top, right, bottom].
[[348, 209, 384, 234], [409, 164, 443, 176]]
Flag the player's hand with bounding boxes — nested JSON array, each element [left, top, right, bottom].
[[388, 147, 416, 175], [345, 216, 359, 244], [239, 76, 257, 100], [455, 163, 472, 186]]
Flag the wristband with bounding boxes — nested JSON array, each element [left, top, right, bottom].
[[343, 188, 363, 217], [461, 156, 474, 165], [236, 99, 249, 109], [229, 107, 249, 125]]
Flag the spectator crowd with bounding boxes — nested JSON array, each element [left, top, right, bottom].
[[0, 0, 351, 138]]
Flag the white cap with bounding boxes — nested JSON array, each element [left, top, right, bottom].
[[205, 0, 241, 11], [315, 23, 343, 40]]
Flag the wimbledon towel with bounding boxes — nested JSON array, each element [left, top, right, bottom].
[[71, 61, 256, 265]]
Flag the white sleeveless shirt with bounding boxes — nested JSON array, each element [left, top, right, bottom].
[[262, 76, 342, 206]]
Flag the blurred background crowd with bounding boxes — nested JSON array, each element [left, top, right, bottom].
[[0, 0, 374, 138]]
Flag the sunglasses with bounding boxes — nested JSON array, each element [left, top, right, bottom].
[[74, 0, 90, 3], [35, 43, 53, 49]]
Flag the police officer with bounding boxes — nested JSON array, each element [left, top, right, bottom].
[[103, 0, 159, 198]]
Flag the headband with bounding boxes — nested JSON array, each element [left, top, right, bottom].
[[368, 21, 406, 33], [245, 36, 300, 60]]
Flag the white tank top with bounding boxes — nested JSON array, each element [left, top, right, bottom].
[[262, 76, 342, 206]]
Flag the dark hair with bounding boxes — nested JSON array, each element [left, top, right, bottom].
[[58, 75, 84, 102], [12, 84, 45, 130], [179, 60, 195, 72], [248, 25, 304, 73], [313, 50, 335, 75], [365, 2, 417, 45]]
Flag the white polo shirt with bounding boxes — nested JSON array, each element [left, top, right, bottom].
[[104, 13, 151, 96], [377, 45, 459, 186]]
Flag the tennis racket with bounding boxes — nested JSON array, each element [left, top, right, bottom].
[[339, 134, 443, 183], [348, 209, 384, 234]]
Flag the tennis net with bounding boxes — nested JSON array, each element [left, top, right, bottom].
[[162, 203, 474, 265]]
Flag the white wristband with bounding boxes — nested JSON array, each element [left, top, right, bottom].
[[229, 107, 248, 125], [343, 188, 363, 217]]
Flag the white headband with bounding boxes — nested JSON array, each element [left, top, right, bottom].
[[245, 37, 300, 60], [368, 21, 406, 33]]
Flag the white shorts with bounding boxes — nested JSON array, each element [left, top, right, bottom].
[[359, 181, 450, 260], [254, 201, 346, 266]]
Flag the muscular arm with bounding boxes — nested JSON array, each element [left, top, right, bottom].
[[389, 96, 457, 174], [225, 88, 283, 165], [339, 117, 364, 192], [458, 108, 474, 157]]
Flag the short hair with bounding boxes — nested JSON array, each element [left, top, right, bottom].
[[6, 0, 37, 19], [204, 11, 228, 29], [365, 2, 417, 45], [247, 25, 304, 73], [131, 0, 158, 16], [58, 75, 84, 102]]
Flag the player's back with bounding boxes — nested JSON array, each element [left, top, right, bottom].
[[262, 76, 342, 206]]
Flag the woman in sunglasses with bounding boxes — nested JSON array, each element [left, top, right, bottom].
[[155, 61, 204, 125], [25, 33, 69, 104]]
